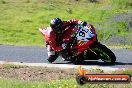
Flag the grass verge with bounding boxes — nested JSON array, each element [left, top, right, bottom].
[[0, 63, 131, 88], [0, 77, 131, 88], [0, 0, 132, 46]]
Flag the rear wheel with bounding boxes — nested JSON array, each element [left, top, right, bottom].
[[91, 42, 116, 64]]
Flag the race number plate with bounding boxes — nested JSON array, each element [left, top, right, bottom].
[[76, 26, 95, 41]]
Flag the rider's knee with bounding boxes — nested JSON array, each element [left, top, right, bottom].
[[47, 51, 58, 63]]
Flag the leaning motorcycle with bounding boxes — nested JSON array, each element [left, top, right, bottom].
[[39, 24, 116, 64]]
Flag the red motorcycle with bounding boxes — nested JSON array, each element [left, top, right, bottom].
[[39, 24, 116, 64]]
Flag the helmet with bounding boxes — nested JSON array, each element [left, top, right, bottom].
[[50, 18, 62, 33]]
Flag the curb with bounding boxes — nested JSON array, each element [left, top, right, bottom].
[[0, 61, 124, 73]]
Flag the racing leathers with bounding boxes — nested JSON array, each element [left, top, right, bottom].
[[39, 19, 96, 62]]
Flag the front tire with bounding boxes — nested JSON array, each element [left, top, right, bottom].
[[91, 42, 116, 65]]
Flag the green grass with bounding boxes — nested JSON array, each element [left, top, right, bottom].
[[0, 78, 131, 88], [0, 0, 132, 46]]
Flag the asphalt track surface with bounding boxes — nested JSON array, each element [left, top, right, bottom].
[[0, 45, 132, 68]]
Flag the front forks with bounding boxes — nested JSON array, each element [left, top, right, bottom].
[[87, 48, 98, 56]]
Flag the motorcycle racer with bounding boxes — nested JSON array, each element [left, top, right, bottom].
[[39, 18, 96, 63]]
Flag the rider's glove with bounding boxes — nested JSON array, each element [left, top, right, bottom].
[[78, 21, 87, 26], [62, 43, 68, 49]]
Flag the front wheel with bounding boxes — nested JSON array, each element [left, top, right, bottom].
[[91, 43, 116, 64]]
